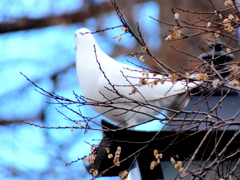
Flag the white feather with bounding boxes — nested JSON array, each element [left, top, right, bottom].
[[75, 28, 200, 127]]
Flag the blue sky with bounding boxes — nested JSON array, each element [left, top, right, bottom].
[[0, 1, 162, 179]]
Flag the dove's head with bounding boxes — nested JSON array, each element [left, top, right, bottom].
[[74, 28, 96, 50]]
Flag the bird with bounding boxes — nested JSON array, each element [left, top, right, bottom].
[[75, 28, 203, 180], [75, 28, 201, 128]]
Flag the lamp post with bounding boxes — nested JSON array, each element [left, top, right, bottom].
[[199, 40, 234, 79]]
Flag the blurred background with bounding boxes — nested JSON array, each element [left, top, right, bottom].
[[0, 0, 239, 179]]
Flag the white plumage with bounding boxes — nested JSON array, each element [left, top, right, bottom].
[[75, 28, 199, 127]]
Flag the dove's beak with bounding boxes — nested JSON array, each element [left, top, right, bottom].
[[74, 33, 77, 50], [74, 40, 77, 50]]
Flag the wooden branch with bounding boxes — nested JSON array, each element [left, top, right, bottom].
[[0, 1, 113, 33]]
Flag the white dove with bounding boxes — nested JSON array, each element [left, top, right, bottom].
[[75, 28, 200, 128]]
